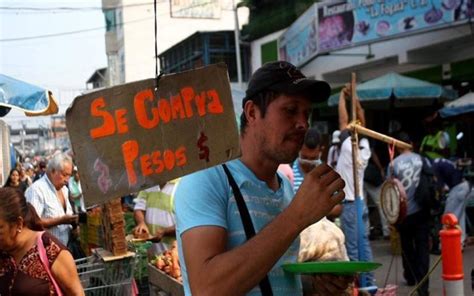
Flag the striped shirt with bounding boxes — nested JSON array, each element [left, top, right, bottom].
[[292, 162, 304, 192], [134, 180, 179, 254], [25, 175, 73, 246]]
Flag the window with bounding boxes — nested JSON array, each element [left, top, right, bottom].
[[104, 9, 116, 32]]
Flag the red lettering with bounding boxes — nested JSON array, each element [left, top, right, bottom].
[[90, 97, 116, 139], [175, 146, 187, 166], [181, 87, 195, 118], [122, 140, 139, 186], [195, 91, 206, 116], [207, 89, 224, 114], [158, 99, 171, 123], [171, 94, 186, 119], [115, 109, 128, 134], [140, 154, 153, 176], [163, 150, 175, 170], [152, 151, 164, 174], [134, 89, 159, 129]]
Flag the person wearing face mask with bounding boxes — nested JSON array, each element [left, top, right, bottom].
[[292, 128, 342, 220], [292, 128, 349, 294], [292, 127, 323, 192]]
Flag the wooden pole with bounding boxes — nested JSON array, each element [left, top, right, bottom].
[[350, 73, 360, 198], [347, 122, 412, 150]]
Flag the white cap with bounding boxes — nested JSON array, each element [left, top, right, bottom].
[[331, 130, 341, 144]]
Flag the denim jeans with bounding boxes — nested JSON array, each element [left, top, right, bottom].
[[365, 182, 390, 237], [340, 200, 375, 286], [444, 180, 472, 244]]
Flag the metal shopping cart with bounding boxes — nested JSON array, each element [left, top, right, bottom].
[[75, 249, 136, 296]]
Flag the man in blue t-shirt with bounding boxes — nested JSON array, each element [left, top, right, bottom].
[[391, 132, 430, 296], [174, 61, 352, 295], [433, 157, 470, 247]]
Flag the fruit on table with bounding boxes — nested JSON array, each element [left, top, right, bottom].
[[150, 241, 182, 282]]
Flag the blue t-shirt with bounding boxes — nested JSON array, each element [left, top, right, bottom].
[[432, 158, 463, 189], [391, 152, 423, 215], [174, 159, 302, 295]]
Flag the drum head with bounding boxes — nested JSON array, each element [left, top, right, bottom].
[[380, 178, 407, 224]]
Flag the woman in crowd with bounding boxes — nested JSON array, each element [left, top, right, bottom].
[[3, 168, 28, 193], [0, 187, 84, 295]]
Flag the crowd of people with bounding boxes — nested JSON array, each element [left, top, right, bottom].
[[1, 60, 472, 296]]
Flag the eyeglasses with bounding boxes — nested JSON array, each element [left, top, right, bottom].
[[298, 157, 321, 167]]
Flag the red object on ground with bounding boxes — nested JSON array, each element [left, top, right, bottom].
[[440, 213, 464, 281]]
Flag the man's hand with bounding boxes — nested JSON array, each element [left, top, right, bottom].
[[62, 214, 78, 225], [133, 222, 150, 238], [312, 274, 354, 295], [341, 84, 351, 100], [154, 227, 166, 240], [290, 164, 345, 229]]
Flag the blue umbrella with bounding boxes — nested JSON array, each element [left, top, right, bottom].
[[0, 74, 58, 117], [328, 72, 457, 107], [439, 92, 474, 118]]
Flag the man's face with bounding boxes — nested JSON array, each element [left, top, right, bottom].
[[254, 94, 312, 164], [298, 144, 322, 174], [50, 162, 73, 190]]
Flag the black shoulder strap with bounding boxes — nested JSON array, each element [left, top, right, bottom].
[[222, 164, 273, 296]]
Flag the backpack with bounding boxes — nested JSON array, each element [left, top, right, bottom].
[[414, 157, 439, 210]]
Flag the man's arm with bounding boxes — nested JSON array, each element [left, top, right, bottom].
[[339, 84, 365, 129], [355, 93, 366, 127], [181, 164, 345, 295], [25, 186, 77, 228], [41, 216, 78, 228], [338, 86, 349, 131], [133, 210, 150, 236], [133, 192, 150, 236]]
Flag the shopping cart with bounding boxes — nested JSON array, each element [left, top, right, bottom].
[[75, 250, 136, 296]]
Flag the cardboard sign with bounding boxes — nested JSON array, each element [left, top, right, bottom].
[[66, 64, 240, 205]]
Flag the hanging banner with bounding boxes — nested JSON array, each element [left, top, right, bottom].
[[66, 63, 240, 205], [278, 4, 319, 67], [318, 0, 473, 53]]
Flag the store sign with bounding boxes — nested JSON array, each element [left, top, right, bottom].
[[170, 0, 221, 19], [318, 0, 473, 52], [66, 64, 240, 205], [278, 4, 318, 67], [279, 0, 473, 64]]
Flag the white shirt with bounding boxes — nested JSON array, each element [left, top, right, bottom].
[[336, 136, 371, 201], [327, 145, 340, 168], [26, 174, 73, 245]]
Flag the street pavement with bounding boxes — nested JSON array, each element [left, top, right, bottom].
[[371, 238, 473, 295]]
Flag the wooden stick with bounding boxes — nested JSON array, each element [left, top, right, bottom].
[[350, 73, 361, 198], [347, 122, 413, 150], [351, 73, 357, 124]]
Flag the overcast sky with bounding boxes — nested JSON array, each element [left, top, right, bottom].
[[0, 0, 107, 128]]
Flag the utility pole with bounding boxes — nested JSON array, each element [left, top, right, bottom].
[[233, 0, 243, 89]]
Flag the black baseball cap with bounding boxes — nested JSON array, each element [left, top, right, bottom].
[[242, 61, 331, 107]]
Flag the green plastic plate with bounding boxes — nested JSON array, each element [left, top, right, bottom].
[[282, 261, 382, 275]]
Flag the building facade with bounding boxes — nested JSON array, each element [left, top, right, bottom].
[[102, 0, 249, 85]]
